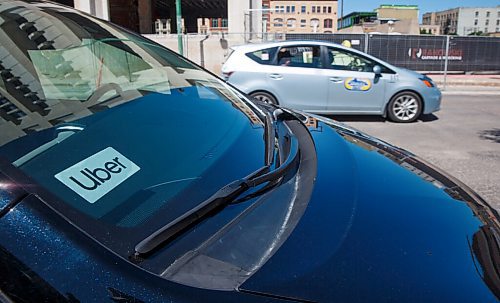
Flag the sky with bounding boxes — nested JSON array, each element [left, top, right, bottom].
[[342, 0, 500, 19]]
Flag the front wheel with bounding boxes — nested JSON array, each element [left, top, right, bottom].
[[250, 91, 278, 105], [387, 91, 422, 123]]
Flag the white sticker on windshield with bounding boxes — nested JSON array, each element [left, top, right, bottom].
[[55, 147, 140, 203]]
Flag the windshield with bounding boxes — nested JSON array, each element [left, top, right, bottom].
[[0, 1, 267, 227], [0, 1, 315, 292]]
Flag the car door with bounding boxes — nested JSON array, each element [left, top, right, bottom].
[[323, 46, 391, 113], [266, 44, 328, 111]]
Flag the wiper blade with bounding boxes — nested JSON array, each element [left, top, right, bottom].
[[134, 121, 299, 258]]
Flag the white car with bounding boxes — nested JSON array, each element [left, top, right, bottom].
[[222, 41, 442, 123]]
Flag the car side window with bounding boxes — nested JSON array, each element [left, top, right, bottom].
[[276, 45, 322, 68], [245, 47, 278, 65], [326, 47, 393, 73]]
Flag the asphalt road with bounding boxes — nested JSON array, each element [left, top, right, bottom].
[[326, 94, 500, 211]]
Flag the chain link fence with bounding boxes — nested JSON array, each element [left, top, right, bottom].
[[287, 33, 500, 73]]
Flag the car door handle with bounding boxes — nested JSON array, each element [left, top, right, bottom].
[[329, 77, 343, 83], [269, 73, 283, 80]]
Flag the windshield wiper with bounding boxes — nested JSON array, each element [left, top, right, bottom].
[[134, 113, 299, 258]]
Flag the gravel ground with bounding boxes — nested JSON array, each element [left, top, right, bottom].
[[326, 94, 500, 211]]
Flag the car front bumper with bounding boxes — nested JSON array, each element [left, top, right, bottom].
[[422, 88, 442, 114]]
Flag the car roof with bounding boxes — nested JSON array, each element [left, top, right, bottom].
[[231, 40, 344, 52], [230, 40, 399, 71]]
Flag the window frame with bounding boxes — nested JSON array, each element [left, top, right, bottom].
[[274, 45, 323, 69], [323, 46, 395, 74], [245, 47, 279, 65]]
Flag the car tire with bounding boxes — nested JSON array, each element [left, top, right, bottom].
[[387, 91, 423, 123], [250, 91, 278, 105]]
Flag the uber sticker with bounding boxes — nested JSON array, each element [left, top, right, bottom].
[[55, 147, 140, 203], [344, 78, 372, 91]]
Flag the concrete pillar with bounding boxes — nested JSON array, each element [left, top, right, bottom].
[[228, 0, 262, 34], [138, 0, 153, 34], [74, 0, 110, 20]]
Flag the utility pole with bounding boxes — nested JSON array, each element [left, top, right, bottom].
[[443, 35, 450, 91], [176, 0, 183, 56], [341, 0, 344, 20]]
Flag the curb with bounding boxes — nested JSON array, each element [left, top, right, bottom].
[[441, 90, 500, 95], [434, 82, 500, 87]]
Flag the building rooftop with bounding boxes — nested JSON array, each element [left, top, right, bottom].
[[339, 11, 377, 19], [377, 4, 419, 10]]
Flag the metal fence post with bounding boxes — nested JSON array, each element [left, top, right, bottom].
[[364, 33, 369, 53], [443, 35, 450, 91]]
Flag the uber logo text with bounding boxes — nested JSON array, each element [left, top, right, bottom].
[[55, 147, 140, 203]]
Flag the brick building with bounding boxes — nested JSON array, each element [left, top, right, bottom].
[[269, 0, 338, 33]]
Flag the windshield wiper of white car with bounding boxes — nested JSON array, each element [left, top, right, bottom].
[[133, 113, 299, 258]]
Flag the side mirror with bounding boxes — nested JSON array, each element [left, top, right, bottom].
[[373, 65, 382, 75]]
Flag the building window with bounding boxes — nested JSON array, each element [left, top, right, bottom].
[[301, 6, 306, 13], [274, 18, 283, 27], [310, 18, 319, 28], [286, 6, 290, 13], [300, 19, 306, 27], [474, 19, 478, 26], [275, 6, 279, 12], [328, 6, 332, 14], [497, 19, 500, 26], [312, 6, 316, 13], [486, 19, 489, 26], [486, 11, 490, 17], [324, 18, 333, 28], [211, 19, 219, 28], [498, 11, 500, 18], [221, 18, 228, 27], [287, 18, 296, 28], [323, 6, 327, 13], [475, 11, 479, 17], [485, 27, 488, 32], [280, 6, 285, 13], [291, 6, 295, 13]]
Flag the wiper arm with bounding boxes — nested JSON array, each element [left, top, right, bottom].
[[134, 121, 299, 258], [264, 112, 275, 166]]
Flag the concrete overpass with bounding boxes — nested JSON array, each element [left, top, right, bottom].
[[67, 0, 262, 34]]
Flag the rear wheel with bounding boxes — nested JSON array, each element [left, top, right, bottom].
[[387, 91, 422, 123], [250, 91, 278, 105]]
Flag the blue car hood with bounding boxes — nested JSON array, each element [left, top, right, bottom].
[[240, 115, 500, 302]]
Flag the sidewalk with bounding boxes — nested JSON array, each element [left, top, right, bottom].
[[426, 74, 500, 94]]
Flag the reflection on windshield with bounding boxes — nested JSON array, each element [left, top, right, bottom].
[[29, 39, 171, 101], [0, 0, 262, 148]]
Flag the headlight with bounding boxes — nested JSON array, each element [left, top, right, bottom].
[[420, 75, 435, 88]]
